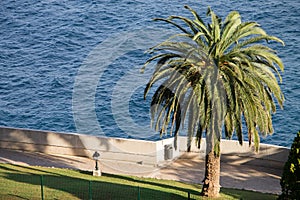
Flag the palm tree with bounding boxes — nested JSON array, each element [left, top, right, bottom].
[[142, 5, 285, 197]]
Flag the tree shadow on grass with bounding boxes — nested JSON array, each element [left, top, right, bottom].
[[101, 172, 201, 193], [0, 164, 277, 200], [79, 170, 93, 176], [0, 164, 68, 177], [220, 187, 277, 200], [0, 165, 276, 200], [0, 194, 31, 200], [0, 166, 193, 200]]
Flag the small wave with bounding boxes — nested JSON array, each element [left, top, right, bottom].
[[0, 0, 298, 147]]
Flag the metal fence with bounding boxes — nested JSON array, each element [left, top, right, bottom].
[[0, 173, 201, 200]]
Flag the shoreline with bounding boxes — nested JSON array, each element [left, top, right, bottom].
[[0, 125, 291, 148], [0, 126, 289, 165], [0, 126, 289, 194]]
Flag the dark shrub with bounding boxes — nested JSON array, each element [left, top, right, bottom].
[[279, 131, 300, 199]]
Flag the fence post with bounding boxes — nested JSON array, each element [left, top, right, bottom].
[[137, 186, 140, 200], [187, 191, 190, 200], [40, 175, 44, 200], [89, 180, 92, 200]]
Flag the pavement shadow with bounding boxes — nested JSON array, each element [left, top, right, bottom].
[[0, 148, 93, 170], [159, 149, 288, 194]]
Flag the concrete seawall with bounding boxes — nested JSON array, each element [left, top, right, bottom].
[[0, 127, 179, 166], [0, 127, 289, 166]]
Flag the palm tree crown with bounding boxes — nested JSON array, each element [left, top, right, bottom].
[[142, 6, 285, 153]]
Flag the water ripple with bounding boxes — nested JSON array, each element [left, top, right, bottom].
[[0, 0, 299, 147]]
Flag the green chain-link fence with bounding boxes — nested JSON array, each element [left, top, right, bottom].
[[0, 173, 199, 200]]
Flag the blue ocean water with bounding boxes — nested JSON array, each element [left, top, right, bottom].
[[0, 0, 299, 147]]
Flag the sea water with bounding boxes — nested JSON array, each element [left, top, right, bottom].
[[0, 0, 299, 147]]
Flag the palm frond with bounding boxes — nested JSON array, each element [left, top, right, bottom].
[[143, 5, 284, 153]]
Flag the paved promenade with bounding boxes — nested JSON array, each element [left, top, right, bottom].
[[0, 148, 284, 194]]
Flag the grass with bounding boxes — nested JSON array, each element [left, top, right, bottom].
[[0, 163, 277, 199]]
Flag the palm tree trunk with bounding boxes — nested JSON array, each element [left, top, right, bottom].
[[201, 149, 221, 197], [200, 79, 223, 197]]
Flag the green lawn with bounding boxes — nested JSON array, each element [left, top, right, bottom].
[[0, 164, 277, 199]]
